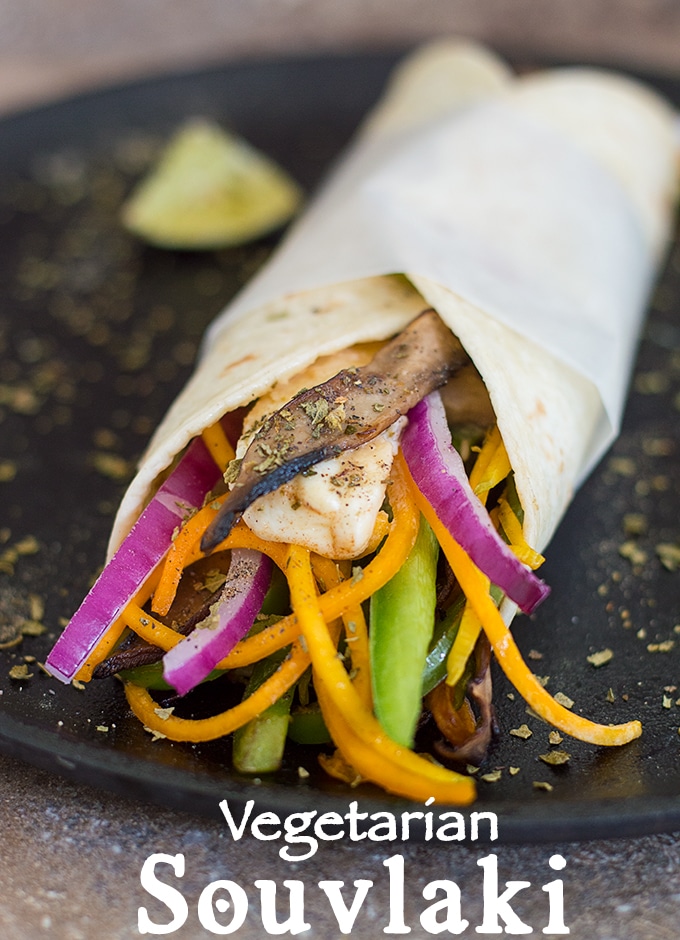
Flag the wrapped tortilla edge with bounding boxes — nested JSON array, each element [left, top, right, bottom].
[[107, 41, 677, 561]]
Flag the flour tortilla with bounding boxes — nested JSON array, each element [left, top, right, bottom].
[[108, 40, 677, 567]]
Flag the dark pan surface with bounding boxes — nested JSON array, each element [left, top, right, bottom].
[[0, 52, 678, 843]]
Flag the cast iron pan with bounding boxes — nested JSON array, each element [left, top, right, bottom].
[[0, 51, 678, 842]]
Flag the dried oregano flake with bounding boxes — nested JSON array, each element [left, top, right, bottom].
[[8, 663, 33, 680], [587, 648, 613, 667], [509, 724, 533, 740], [539, 750, 571, 766]]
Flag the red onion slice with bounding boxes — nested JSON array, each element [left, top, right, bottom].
[[162, 549, 272, 696], [46, 437, 221, 683], [401, 392, 549, 614]]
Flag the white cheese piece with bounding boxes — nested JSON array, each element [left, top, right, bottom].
[[242, 419, 405, 559]]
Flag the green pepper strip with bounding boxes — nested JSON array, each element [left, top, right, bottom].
[[420, 595, 464, 696], [288, 703, 332, 745], [232, 649, 294, 775], [369, 514, 439, 748]]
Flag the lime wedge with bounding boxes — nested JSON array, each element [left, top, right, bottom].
[[121, 119, 303, 249]]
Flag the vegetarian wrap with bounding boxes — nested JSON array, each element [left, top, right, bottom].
[[46, 41, 678, 804]]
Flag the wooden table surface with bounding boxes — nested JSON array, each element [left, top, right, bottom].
[[1, 0, 680, 117], [1, 3, 680, 938]]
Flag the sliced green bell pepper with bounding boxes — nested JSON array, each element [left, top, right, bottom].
[[369, 514, 439, 747], [232, 649, 294, 774]]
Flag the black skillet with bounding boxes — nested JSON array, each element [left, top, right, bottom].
[[0, 51, 678, 842]]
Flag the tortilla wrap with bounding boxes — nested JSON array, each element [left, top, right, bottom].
[[108, 40, 678, 572]]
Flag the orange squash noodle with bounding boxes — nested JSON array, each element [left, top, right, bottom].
[[341, 599, 372, 711], [201, 420, 236, 470], [469, 425, 511, 500], [152, 514, 288, 616], [125, 639, 310, 743], [285, 538, 476, 804], [321, 558, 372, 709], [445, 592, 486, 689], [445, 431, 542, 688], [74, 617, 128, 683], [442, 427, 505, 689], [496, 496, 545, 570], [315, 674, 472, 803]]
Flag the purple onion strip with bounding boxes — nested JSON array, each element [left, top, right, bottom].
[[46, 437, 221, 683], [162, 549, 272, 696], [401, 392, 549, 614]]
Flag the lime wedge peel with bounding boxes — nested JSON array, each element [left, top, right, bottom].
[[121, 119, 304, 250]]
